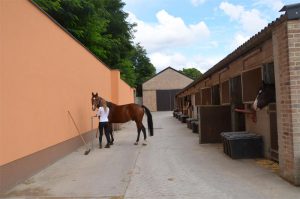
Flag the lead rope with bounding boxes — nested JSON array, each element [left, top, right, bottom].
[[91, 116, 94, 150]]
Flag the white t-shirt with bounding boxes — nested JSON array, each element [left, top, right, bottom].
[[96, 107, 110, 122]]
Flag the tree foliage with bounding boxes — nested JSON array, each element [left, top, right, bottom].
[[132, 43, 156, 96], [33, 0, 155, 87], [180, 68, 202, 80]]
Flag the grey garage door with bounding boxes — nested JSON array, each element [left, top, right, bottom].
[[156, 89, 181, 111]]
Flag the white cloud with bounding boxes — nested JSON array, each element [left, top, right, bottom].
[[149, 52, 221, 73], [231, 33, 250, 49], [219, 2, 268, 35], [191, 0, 206, 6], [254, 0, 284, 11], [149, 52, 186, 71], [127, 10, 210, 53], [219, 2, 244, 21], [126, 10, 221, 73]]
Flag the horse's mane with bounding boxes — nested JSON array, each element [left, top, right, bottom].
[[107, 101, 117, 107], [95, 95, 117, 108]]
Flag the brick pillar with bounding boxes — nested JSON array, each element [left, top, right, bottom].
[[273, 18, 300, 185]]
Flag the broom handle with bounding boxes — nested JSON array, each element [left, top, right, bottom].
[[67, 111, 88, 146]]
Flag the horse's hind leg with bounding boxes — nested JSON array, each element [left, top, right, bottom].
[[109, 123, 114, 145], [135, 122, 142, 145], [142, 124, 147, 146], [135, 128, 141, 145]]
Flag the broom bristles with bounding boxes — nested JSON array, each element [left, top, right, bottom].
[[84, 149, 91, 155]]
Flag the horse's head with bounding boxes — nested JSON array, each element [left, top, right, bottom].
[[91, 92, 101, 111], [253, 82, 276, 111]]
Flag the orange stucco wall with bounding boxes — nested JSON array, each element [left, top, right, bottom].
[[0, 0, 134, 165], [118, 79, 135, 105]]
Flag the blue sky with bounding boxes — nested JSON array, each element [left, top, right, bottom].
[[123, 0, 299, 73]]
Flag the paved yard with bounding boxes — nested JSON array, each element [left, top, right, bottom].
[[2, 111, 300, 199]]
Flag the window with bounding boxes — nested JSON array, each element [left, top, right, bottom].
[[212, 84, 220, 105], [201, 88, 212, 105], [242, 68, 262, 102], [195, 91, 201, 106], [221, 81, 230, 104], [263, 62, 275, 84], [230, 75, 243, 104]]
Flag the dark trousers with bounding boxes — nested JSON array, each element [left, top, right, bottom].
[[98, 122, 110, 145]]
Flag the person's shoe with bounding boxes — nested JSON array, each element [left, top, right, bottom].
[[104, 144, 110, 148], [99, 144, 102, 149]]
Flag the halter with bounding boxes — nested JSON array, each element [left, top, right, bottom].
[[92, 95, 101, 110]]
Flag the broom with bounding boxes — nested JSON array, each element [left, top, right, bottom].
[[67, 111, 91, 155]]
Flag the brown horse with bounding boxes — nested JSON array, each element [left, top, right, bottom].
[[253, 82, 276, 111], [91, 92, 153, 145]]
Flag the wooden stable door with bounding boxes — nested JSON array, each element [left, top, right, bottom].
[[199, 105, 232, 143], [156, 89, 180, 111]]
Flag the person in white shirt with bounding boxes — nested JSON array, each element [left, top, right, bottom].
[[96, 99, 111, 148]]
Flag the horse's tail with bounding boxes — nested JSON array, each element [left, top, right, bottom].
[[142, 105, 154, 136]]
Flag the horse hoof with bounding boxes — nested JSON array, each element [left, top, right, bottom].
[[134, 142, 138, 145]]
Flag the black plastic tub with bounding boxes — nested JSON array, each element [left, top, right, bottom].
[[221, 132, 263, 159], [176, 113, 182, 120], [220, 132, 247, 155], [186, 118, 197, 129], [192, 121, 199, 133], [180, 115, 188, 123]]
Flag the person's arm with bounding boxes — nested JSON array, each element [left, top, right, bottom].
[[94, 108, 98, 117], [96, 108, 101, 120]]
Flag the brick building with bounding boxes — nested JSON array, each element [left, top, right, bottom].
[[143, 67, 193, 111], [176, 3, 300, 185]]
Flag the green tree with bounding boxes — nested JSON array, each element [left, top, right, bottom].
[[180, 68, 202, 80], [132, 44, 156, 96], [33, 0, 154, 88], [33, 0, 111, 60], [33, 0, 61, 11], [100, 0, 135, 69], [116, 59, 136, 87]]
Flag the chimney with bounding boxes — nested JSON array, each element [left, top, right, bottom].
[[280, 3, 300, 19]]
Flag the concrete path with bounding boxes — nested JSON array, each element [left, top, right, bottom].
[[2, 112, 300, 199]]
